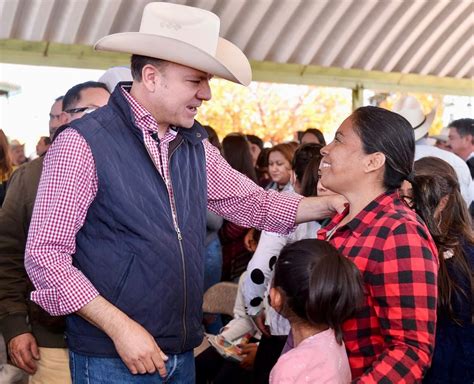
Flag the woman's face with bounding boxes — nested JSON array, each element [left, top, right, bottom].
[[320, 117, 370, 194], [268, 150, 292, 186], [317, 179, 336, 197], [301, 132, 321, 145]]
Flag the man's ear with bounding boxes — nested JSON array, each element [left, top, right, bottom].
[[58, 111, 70, 126], [364, 152, 385, 173], [141, 64, 160, 92]]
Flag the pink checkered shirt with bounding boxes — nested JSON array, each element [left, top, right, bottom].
[[25, 87, 302, 316]]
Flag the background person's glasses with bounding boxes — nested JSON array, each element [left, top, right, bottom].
[[64, 106, 98, 114]]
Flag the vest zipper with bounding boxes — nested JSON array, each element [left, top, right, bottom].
[[146, 133, 188, 351]]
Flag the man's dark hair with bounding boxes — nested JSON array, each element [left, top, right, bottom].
[[41, 136, 52, 146], [274, 239, 364, 344], [245, 134, 264, 150], [352, 106, 415, 190], [62, 81, 109, 112], [449, 118, 474, 138], [130, 54, 167, 81]]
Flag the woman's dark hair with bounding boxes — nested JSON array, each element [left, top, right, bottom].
[[222, 133, 257, 182], [203, 125, 221, 153], [0, 130, 13, 181], [411, 157, 473, 322], [301, 128, 326, 146], [291, 143, 323, 197], [273, 239, 364, 344], [351, 106, 415, 189]]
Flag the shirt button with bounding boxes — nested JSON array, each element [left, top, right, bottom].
[[196, 133, 201, 138]]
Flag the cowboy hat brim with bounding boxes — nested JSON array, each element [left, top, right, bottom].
[[413, 108, 437, 141], [94, 32, 252, 86]]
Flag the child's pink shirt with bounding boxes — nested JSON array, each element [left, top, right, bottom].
[[270, 328, 351, 384]]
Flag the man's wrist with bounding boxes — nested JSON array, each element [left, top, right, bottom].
[[0, 314, 31, 344]]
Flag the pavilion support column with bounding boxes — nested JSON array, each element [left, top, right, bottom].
[[352, 84, 364, 111]]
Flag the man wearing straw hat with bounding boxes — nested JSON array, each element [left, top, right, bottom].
[[24, 3, 345, 382]]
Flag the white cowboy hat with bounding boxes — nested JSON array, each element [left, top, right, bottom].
[[94, 2, 251, 86], [98, 66, 133, 93], [392, 96, 437, 141]]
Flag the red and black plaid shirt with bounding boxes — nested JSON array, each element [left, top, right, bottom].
[[318, 191, 438, 383]]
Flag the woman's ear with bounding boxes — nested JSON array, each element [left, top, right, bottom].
[[364, 152, 386, 173]]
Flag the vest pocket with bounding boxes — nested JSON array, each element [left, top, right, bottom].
[[110, 253, 136, 303]]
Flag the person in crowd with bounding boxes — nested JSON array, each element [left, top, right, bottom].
[[219, 133, 258, 281], [255, 147, 271, 188], [35, 136, 51, 157], [0, 129, 13, 206], [0, 83, 110, 384], [196, 272, 260, 384], [429, 127, 451, 151], [48, 96, 64, 137], [202, 125, 224, 333], [266, 143, 296, 192], [300, 128, 326, 146], [9, 140, 28, 167], [399, 157, 474, 383], [317, 106, 438, 382], [246, 134, 264, 168], [245, 143, 323, 383], [392, 96, 473, 207], [269, 239, 364, 384], [24, 3, 346, 383], [447, 118, 474, 178]]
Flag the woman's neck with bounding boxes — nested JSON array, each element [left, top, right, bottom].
[[340, 185, 386, 226], [291, 321, 329, 347]]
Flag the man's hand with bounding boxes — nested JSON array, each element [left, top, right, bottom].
[[78, 296, 168, 377], [8, 333, 40, 375], [295, 195, 348, 224], [110, 318, 169, 376], [238, 343, 258, 370]]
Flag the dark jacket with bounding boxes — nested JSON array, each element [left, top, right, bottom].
[[0, 157, 66, 348], [65, 86, 208, 356]]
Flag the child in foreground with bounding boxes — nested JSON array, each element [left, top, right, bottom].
[[269, 239, 364, 384]]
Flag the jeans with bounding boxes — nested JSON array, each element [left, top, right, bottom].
[[69, 350, 195, 383], [203, 237, 222, 292]]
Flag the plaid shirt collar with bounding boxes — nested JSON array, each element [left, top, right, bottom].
[[318, 190, 401, 240], [120, 85, 177, 138]]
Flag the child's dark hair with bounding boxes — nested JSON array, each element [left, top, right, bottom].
[[273, 239, 364, 344]]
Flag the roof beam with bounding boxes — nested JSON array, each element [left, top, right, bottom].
[[0, 39, 471, 96]]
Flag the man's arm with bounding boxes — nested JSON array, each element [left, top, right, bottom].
[[0, 163, 42, 374], [77, 296, 168, 376], [204, 140, 346, 233], [355, 222, 438, 383]]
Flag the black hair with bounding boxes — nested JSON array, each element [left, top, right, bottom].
[[40, 136, 52, 146], [352, 106, 415, 189], [246, 134, 264, 150], [448, 118, 474, 139], [62, 81, 109, 112], [203, 125, 221, 153], [301, 128, 326, 146], [222, 133, 257, 182], [291, 143, 323, 197], [411, 157, 474, 323], [130, 54, 167, 81], [273, 239, 364, 344]]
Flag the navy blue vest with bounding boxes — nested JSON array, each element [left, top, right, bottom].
[[65, 86, 208, 356]]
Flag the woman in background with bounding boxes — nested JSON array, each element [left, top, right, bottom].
[[266, 143, 296, 193], [399, 156, 474, 383]]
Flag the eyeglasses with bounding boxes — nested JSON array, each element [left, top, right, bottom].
[[64, 106, 98, 115]]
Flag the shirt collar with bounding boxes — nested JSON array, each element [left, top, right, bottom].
[[318, 190, 401, 240]]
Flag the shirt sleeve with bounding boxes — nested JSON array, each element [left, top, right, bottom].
[[204, 140, 302, 235], [244, 231, 288, 316], [25, 129, 100, 316], [355, 221, 438, 383]]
